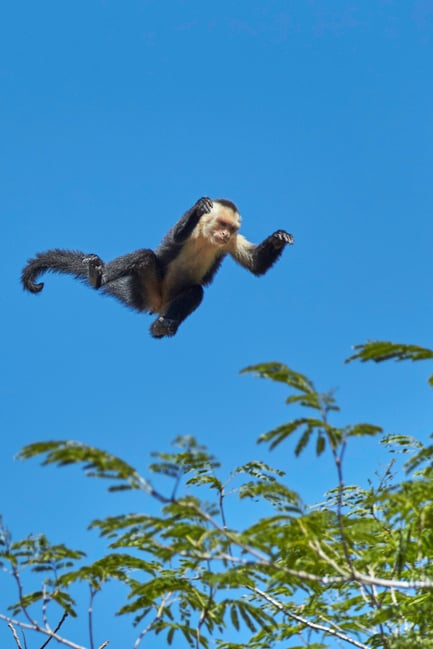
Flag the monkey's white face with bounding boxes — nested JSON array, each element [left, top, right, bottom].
[[202, 202, 241, 246]]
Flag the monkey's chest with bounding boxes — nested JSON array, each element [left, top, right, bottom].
[[163, 238, 220, 294]]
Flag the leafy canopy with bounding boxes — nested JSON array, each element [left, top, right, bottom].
[[2, 340, 433, 649]]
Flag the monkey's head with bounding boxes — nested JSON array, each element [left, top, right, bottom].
[[201, 199, 241, 246]]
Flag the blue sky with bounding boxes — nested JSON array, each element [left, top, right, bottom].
[[2, 1, 433, 647]]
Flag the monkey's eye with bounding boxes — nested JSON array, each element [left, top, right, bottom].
[[218, 220, 237, 233]]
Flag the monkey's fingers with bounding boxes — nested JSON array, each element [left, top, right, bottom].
[[195, 197, 213, 216], [271, 230, 294, 248]]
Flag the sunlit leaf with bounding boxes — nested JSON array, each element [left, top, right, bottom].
[[346, 341, 433, 365]]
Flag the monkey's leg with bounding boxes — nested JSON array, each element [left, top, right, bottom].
[[21, 249, 104, 293], [99, 249, 159, 283], [150, 285, 204, 338], [100, 249, 162, 312]]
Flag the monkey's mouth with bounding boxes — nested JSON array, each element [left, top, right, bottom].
[[213, 232, 231, 245]]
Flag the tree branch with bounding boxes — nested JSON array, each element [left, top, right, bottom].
[[183, 500, 433, 590], [7, 622, 23, 649], [0, 614, 85, 649], [133, 592, 172, 649], [249, 586, 370, 649], [39, 611, 68, 649]]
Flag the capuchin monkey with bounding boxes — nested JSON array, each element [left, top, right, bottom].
[[21, 197, 294, 338]]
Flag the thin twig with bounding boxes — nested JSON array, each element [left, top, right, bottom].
[[182, 500, 433, 590], [308, 537, 350, 577], [249, 586, 370, 649], [11, 564, 39, 629], [39, 611, 68, 649], [88, 586, 96, 649], [0, 614, 85, 649], [42, 587, 49, 630], [8, 622, 23, 649], [196, 560, 215, 649], [133, 592, 172, 649]]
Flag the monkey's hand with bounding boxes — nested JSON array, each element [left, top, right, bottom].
[[194, 197, 213, 217], [173, 197, 214, 243], [270, 230, 294, 249], [171, 196, 213, 245]]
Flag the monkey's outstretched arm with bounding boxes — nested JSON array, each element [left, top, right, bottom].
[[231, 230, 294, 276], [171, 197, 213, 243], [21, 249, 104, 293]]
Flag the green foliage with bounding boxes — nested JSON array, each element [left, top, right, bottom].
[[242, 361, 382, 453], [17, 440, 150, 493], [0, 523, 85, 618], [346, 340, 433, 386], [3, 341, 433, 648]]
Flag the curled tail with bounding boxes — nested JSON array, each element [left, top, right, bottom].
[[21, 249, 103, 293]]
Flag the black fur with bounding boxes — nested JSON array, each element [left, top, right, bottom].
[[21, 197, 294, 338], [150, 285, 204, 338], [250, 231, 294, 276]]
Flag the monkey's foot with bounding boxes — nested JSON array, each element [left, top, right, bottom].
[[84, 255, 104, 289], [150, 316, 179, 338], [271, 230, 294, 248], [195, 197, 213, 216]]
